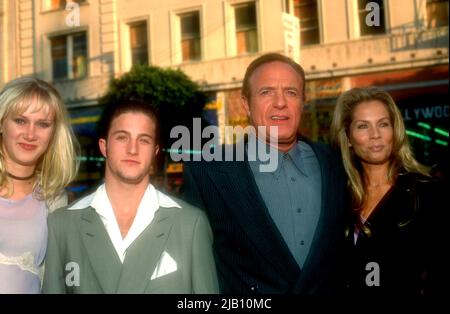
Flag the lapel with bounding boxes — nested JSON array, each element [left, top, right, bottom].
[[207, 149, 300, 278], [79, 207, 122, 293], [115, 207, 174, 293]]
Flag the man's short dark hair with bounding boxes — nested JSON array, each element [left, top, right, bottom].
[[98, 99, 160, 144], [242, 53, 306, 101]]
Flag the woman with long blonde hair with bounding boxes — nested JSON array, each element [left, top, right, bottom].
[[0, 77, 79, 293], [331, 87, 445, 295]]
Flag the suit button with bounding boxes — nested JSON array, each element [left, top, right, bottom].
[[250, 284, 258, 292]]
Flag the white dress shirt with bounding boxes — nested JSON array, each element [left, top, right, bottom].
[[68, 184, 181, 263]]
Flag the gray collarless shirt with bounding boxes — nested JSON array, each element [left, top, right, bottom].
[[248, 138, 322, 268]]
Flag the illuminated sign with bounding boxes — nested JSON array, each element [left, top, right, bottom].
[[402, 105, 449, 121]]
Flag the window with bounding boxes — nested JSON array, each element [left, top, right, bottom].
[[179, 11, 201, 61], [358, 0, 386, 36], [45, 0, 85, 11], [51, 32, 87, 80], [235, 2, 258, 54], [294, 0, 320, 45], [129, 21, 148, 66], [284, 0, 291, 13], [427, 0, 449, 28]]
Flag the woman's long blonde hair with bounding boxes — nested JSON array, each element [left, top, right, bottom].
[[0, 77, 80, 202], [330, 87, 429, 211]]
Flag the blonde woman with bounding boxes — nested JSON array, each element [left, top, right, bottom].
[[330, 87, 446, 295], [0, 77, 79, 293]]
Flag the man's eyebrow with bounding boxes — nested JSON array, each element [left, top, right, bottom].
[[111, 130, 154, 138], [111, 130, 129, 136], [257, 86, 300, 90], [256, 86, 276, 92], [138, 133, 154, 139]]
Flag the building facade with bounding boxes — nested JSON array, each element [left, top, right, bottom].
[[1, 0, 448, 190]]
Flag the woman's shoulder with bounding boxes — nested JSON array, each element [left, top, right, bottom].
[[396, 170, 447, 211], [396, 171, 443, 188], [46, 191, 68, 213]]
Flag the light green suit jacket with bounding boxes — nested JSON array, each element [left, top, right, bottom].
[[42, 198, 219, 294]]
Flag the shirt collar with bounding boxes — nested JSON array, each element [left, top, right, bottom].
[[246, 132, 308, 177], [68, 183, 181, 263], [68, 183, 181, 213], [285, 142, 308, 177]]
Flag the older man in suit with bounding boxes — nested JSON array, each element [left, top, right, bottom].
[[42, 99, 218, 293], [183, 53, 347, 294]]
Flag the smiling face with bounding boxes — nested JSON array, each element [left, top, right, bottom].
[[349, 100, 394, 167], [99, 112, 159, 185], [242, 61, 304, 152], [1, 99, 55, 172]]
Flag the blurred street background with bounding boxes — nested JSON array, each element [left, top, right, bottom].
[[0, 0, 448, 200]]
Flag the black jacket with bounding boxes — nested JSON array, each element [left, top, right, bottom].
[[344, 172, 448, 295], [183, 140, 347, 294]]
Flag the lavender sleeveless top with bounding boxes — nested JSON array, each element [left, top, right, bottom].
[[0, 194, 47, 294]]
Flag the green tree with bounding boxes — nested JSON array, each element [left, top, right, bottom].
[[99, 64, 208, 173]]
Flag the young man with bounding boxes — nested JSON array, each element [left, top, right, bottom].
[[43, 99, 218, 293], [183, 53, 347, 294]]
